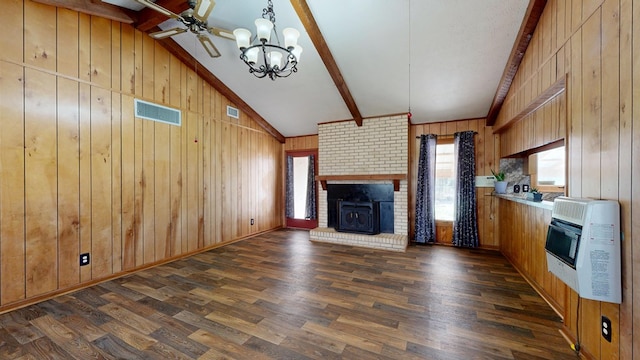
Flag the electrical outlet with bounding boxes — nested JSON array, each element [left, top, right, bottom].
[[80, 253, 90, 266], [601, 316, 612, 342], [251, 218, 255, 225]]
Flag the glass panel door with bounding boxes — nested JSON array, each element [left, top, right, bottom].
[[286, 150, 318, 229]]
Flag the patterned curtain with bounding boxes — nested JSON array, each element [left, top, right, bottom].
[[285, 155, 294, 218], [415, 134, 437, 244], [452, 131, 479, 248], [305, 155, 317, 219]]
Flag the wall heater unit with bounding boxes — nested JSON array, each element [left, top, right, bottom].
[[545, 196, 621, 303]]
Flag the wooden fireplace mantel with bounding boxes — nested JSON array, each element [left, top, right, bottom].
[[315, 174, 407, 191]]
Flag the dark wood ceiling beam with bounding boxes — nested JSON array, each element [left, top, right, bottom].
[[32, 0, 135, 23], [135, 0, 190, 31], [156, 36, 285, 143], [485, 0, 547, 126], [290, 0, 363, 127]]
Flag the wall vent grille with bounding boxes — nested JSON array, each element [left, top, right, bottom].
[[227, 105, 239, 119], [135, 99, 181, 126]]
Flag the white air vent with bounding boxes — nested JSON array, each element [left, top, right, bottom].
[[552, 197, 589, 225], [135, 99, 181, 126], [227, 105, 239, 119]]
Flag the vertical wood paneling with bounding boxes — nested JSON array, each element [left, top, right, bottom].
[[0, 62, 26, 304], [24, 69, 58, 297], [111, 21, 121, 92], [202, 86, 212, 247], [214, 119, 223, 244], [0, 1, 284, 312], [238, 126, 246, 236], [568, 31, 582, 196], [630, 2, 640, 358], [285, 135, 319, 151], [186, 113, 199, 252], [1, 0, 24, 63], [155, 122, 171, 259], [90, 87, 113, 278], [57, 9, 79, 79], [24, 1, 56, 72], [79, 14, 91, 83], [197, 111, 205, 248], [122, 26, 135, 96], [618, 0, 633, 358], [90, 17, 111, 89], [169, 119, 183, 256], [79, 84, 92, 284], [121, 94, 136, 270], [142, 117, 156, 264], [57, 78, 80, 289], [499, 199, 567, 314], [581, 11, 602, 198], [496, 0, 639, 358], [600, 1, 621, 355], [230, 122, 239, 238], [577, 13, 602, 353], [110, 25, 123, 274]]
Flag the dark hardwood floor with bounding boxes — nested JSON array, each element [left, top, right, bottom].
[[0, 229, 578, 359]]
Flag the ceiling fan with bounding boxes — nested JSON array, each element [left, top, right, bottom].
[[133, 0, 235, 58]]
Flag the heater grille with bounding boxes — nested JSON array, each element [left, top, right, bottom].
[[135, 99, 181, 126], [552, 197, 588, 225]]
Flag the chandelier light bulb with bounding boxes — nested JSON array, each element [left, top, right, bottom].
[[233, 28, 251, 50], [282, 28, 300, 50], [269, 51, 283, 69], [255, 18, 273, 43], [291, 45, 303, 63], [246, 47, 259, 64]]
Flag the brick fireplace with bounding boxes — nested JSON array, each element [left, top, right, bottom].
[[309, 115, 408, 252]]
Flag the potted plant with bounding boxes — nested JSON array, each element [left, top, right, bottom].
[[530, 187, 543, 202], [491, 169, 508, 194]]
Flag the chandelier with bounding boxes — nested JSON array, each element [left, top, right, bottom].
[[233, 0, 303, 80]]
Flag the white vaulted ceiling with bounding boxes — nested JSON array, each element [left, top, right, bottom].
[[102, 0, 532, 138]]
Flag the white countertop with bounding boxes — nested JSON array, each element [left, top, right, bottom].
[[494, 193, 554, 210]]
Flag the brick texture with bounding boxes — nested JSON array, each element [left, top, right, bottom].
[[315, 116, 409, 250]]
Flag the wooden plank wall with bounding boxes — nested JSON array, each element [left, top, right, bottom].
[[409, 118, 500, 248], [0, 1, 283, 312], [497, 93, 566, 157], [284, 135, 319, 151], [493, 0, 637, 358], [498, 199, 568, 317]]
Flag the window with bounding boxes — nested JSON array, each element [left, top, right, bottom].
[[435, 141, 455, 221], [529, 144, 566, 192], [537, 147, 565, 187]]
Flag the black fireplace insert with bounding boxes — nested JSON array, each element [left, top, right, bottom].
[[336, 200, 380, 235], [327, 183, 394, 233]]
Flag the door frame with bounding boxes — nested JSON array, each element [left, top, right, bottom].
[[285, 149, 318, 229]]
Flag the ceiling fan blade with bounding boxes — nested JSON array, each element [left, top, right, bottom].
[[193, 0, 215, 22], [132, 0, 182, 19], [150, 27, 187, 39], [208, 26, 235, 41], [197, 34, 221, 58]]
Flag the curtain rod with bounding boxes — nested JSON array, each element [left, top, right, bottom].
[[415, 131, 478, 139]]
